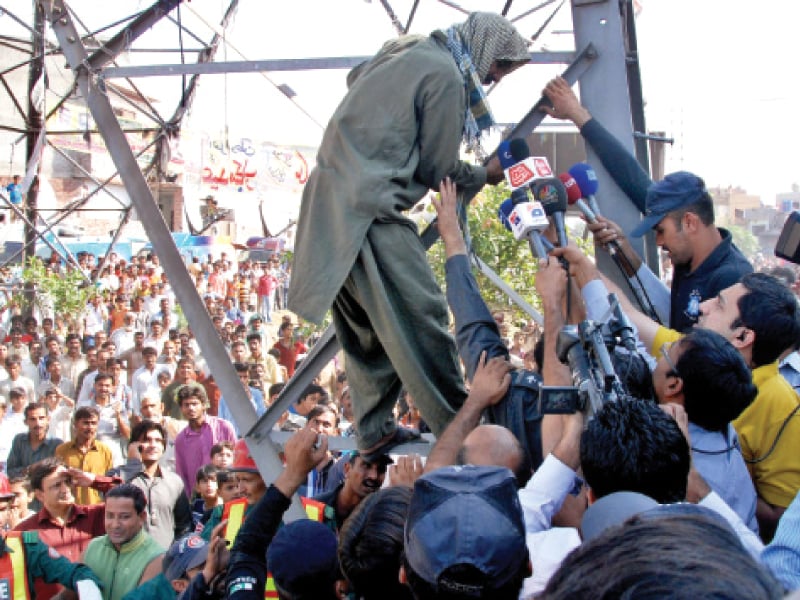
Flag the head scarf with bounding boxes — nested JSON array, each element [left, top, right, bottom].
[[444, 12, 530, 152]]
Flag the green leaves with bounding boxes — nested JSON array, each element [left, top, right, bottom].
[[13, 257, 92, 324]]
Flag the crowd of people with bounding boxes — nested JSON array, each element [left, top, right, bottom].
[[1, 9, 800, 600]]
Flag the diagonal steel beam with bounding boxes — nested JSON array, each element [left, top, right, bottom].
[[42, 0, 307, 523], [84, 0, 183, 72]]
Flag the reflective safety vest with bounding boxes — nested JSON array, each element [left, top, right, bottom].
[[220, 497, 327, 599], [0, 532, 31, 600]]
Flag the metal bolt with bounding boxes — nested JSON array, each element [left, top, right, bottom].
[[66, 36, 75, 43]]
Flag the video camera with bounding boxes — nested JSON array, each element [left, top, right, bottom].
[[538, 293, 636, 417]]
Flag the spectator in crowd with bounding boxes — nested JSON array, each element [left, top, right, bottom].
[[15, 458, 107, 599], [144, 319, 169, 352], [55, 406, 113, 505], [21, 339, 43, 386], [92, 372, 131, 467], [272, 321, 298, 379], [314, 449, 391, 531], [245, 333, 281, 388], [83, 294, 108, 350], [7, 402, 62, 480], [0, 356, 36, 405], [162, 357, 199, 420], [192, 464, 220, 529], [217, 362, 265, 436], [126, 420, 192, 549], [210, 441, 234, 469], [338, 486, 414, 600], [9, 474, 35, 526], [42, 387, 74, 442], [175, 384, 236, 496], [61, 332, 87, 390], [110, 313, 137, 358], [132, 346, 166, 414], [135, 392, 187, 471], [83, 484, 165, 600], [76, 344, 112, 406], [38, 356, 76, 401], [0, 388, 31, 448], [120, 331, 147, 386]]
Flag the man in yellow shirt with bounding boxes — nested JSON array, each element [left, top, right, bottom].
[[563, 247, 800, 541]]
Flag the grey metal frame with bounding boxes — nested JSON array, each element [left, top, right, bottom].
[[11, 0, 650, 522]]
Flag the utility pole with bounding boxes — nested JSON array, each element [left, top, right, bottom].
[[24, 0, 46, 312]]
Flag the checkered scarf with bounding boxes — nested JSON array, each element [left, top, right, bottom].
[[444, 12, 529, 153]]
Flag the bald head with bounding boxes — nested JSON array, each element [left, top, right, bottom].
[[458, 424, 530, 487]]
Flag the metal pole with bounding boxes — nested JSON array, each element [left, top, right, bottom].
[[23, 0, 45, 314]]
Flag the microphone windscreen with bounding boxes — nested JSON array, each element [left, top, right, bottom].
[[568, 162, 599, 197], [559, 173, 583, 205], [509, 138, 531, 161], [498, 198, 514, 231], [497, 140, 515, 171], [532, 177, 568, 215]]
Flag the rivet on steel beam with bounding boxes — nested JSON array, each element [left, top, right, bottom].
[[60, 18, 68, 25], [66, 36, 75, 43]]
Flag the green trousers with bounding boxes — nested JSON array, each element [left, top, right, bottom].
[[332, 221, 467, 449]]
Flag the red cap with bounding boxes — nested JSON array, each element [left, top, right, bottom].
[[230, 439, 259, 473], [0, 473, 15, 500]]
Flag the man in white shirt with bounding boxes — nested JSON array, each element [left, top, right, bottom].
[[131, 347, 168, 415], [0, 357, 36, 404]]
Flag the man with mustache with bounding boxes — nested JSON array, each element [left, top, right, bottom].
[[313, 451, 392, 531]]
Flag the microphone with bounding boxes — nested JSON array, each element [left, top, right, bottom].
[[531, 177, 569, 249], [560, 172, 598, 223], [497, 198, 514, 231], [498, 138, 554, 195], [568, 163, 601, 216], [498, 197, 550, 259]]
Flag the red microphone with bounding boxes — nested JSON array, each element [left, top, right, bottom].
[[560, 172, 597, 223]]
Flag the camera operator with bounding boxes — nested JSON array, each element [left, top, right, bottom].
[[552, 244, 761, 532], [569, 245, 800, 541]]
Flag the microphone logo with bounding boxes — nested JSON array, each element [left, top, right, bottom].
[[507, 163, 536, 188], [509, 210, 522, 227], [534, 158, 552, 177], [535, 182, 560, 203]]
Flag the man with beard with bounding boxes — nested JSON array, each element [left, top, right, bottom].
[[289, 12, 531, 458], [541, 76, 752, 332], [313, 451, 391, 531]]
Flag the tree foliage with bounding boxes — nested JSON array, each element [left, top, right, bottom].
[[13, 257, 92, 326], [424, 183, 593, 326]]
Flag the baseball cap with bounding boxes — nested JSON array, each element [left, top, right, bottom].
[[229, 439, 259, 473], [580, 491, 658, 541], [163, 534, 209, 581], [631, 171, 709, 237], [404, 465, 528, 594], [267, 520, 338, 596]]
